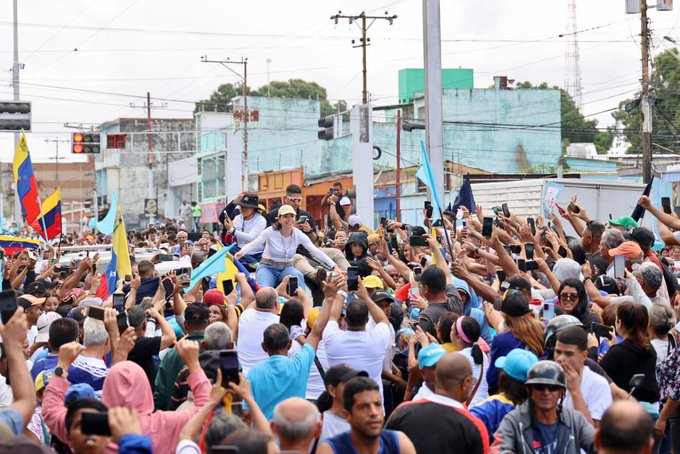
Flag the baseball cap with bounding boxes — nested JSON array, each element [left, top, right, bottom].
[[501, 290, 532, 317], [203, 288, 226, 305], [184, 303, 210, 323], [79, 297, 104, 308], [35, 370, 53, 392], [494, 349, 539, 382], [65, 383, 96, 404], [609, 241, 643, 260], [285, 184, 302, 195], [18, 294, 46, 309], [363, 276, 384, 290], [348, 214, 363, 227], [67, 306, 87, 324], [417, 344, 447, 368], [610, 215, 638, 231], [278, 205, 296, 217], [25, 281, 46, 296], [324, 364, 369, 387], [371, 291, 394, 305], [631, 227, 656, 249], [367, 233, 380, 245], [35, 312, 62, 343], [552, 258, 583, 282], [501, 275, 531, 292]]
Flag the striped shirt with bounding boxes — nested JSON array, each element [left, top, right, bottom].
[[68, 355, 108, 397]]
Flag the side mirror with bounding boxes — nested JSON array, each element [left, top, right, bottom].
[[629, 374, 645, 389]]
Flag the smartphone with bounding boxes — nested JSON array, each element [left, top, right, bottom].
[[510, 244, 522, 255], [116, 312, 129, 331], [409, 286, 421, 299], [482, 217, 493, 237], [525, 242, 535, 260], [613, 254, 625, 279], [501, 203, 510, 218], [328, 187, 334, 195], [516, 258, 527, 273], [81, 411, 111, 436], [526, 260, 539, 271], [210, 446, 239, 454], [0, 290, 17, 324], [220, 349, 240, 387], [591, 322, 614, 339], [347, 266, 359, 292], [568, 201, 580, 214], [88, 306, 106, 321], [298, 215, 309, 224], [287, 276, 299, 296], [424, 201, 433, 219], [527, 217, 536, 236], [555, 204, 567, 217], [112, 294, 125, 313], [409, 235, 428, 247], [413, 266, 423, 278], [497, 270, 506, 283], [662, 197, 672, 215], [542, 301, 555, 320], [380, 217, 388, 228], [124, 275, 132, 283], [222, 279, 234, 295]]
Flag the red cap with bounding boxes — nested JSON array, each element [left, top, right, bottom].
[[203, 288, 226, 306]]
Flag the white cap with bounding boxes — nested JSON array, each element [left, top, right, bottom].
[[36, 312, 62, 343], [348, 214, 363, 227]]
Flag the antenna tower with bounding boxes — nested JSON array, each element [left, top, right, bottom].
[[565, 0, 583, 109]]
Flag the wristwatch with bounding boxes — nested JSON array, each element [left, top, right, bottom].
[[54, 366, 66, 378]]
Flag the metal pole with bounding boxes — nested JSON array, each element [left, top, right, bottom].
[[12, 0, 21, 224], [640, 0, 652, 183], [243, 60, 249, 192], [422, 0, 445, 204], [396, 110, 402, 222], [266, 58, 271, 97], [361, 13, 368, 104], [146, 92, 153, 157]]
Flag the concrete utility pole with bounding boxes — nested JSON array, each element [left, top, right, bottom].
[[331, 11, 397, 104], [201, 56, 249, 191], [640, 0, 652, 184], [422, 0, 445, 204], [12, 0, 21, 224], [44, 137, 69, 182]]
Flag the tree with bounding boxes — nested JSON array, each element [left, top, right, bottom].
[[516, 81, 613, 154], [611, 48, 680, 153], [195, 79, 346, 117]]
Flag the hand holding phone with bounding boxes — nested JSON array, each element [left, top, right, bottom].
[[662, 197, 673, 215], [220, 350, 240, 387], [347, 267, 359, 292], [287, 276, 299, 296]]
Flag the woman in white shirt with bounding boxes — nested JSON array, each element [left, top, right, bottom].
[[223, 194, 267, 265], [235, 204, 339, 290], [451, 315, 490, 406]]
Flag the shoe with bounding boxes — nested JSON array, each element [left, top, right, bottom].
[[314, 268, 327, 286]]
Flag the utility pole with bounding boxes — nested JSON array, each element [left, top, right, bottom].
[[201, 56, 249, 191], [44, 137, 69, 182], [331, 11, 397, 104], [640, 0, 652, 183], [12, 0, 22, 224], [396, 110, 402, 222]]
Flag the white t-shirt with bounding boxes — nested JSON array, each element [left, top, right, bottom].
[[323, 321, 391, 395], [232, 213, 267, 252], [321, 410, 350, 441], [652, 338, 670, 369], [236, 308, 279, 376], [413, 382, 436, 401], [288, 339, 330, 400], [563, 365, 612, 421], [459, 347, 490, 407]]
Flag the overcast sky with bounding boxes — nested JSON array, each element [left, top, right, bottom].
[[0, 0, 678, 162]]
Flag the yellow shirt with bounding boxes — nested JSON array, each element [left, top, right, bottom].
[[442, 343, 458, 352]]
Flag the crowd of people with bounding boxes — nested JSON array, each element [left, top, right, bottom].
[[1, 183, 680, 453]]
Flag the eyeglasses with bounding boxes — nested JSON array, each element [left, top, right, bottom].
[[559, 293, 579, 301], [531, 384, 562, 392], [285, 196, 302, 202]]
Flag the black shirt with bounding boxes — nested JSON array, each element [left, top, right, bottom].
[[417, 284, 464, 337], [127, 336, 162, 390], [600, 339, 659, 402], [386, 399, 488, 453]]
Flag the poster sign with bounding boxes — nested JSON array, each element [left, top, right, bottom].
[[200, 202, 226, 223], [144, 199, 158, 216], [544, 182, 564, 216]]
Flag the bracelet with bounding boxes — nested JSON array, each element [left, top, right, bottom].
[[226, 304, 235, 309], [337, 290, 348, 299]]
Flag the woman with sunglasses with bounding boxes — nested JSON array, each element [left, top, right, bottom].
[[557, 279, 599, 331]]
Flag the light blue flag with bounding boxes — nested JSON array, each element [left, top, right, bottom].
[[416, 140, 442, 215], [96, 193, 118, 235], [188, 243, 237, 291]]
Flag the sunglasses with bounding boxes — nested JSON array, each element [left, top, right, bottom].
[[532, 384, 562, 392], [559, 293, 578, 301], [285, 196, 302, 202]]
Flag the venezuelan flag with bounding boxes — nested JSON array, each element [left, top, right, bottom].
[[32, 189, 62, 240], [96, 205, 132, 299], [12, 132, 41, 225], [0, 235, 40, 256]]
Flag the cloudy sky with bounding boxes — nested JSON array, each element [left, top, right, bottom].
[[0, 0, 678, 161]]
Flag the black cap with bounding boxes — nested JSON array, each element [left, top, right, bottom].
[[285, 184, 302, 194], [501, 289, 531, 317], [237, 194, 260, 209], [502, 275, 531, 292], [323, 364, 368, 387], [185, 303, 210, 322], [631, 227, 655, 249], [371, 291, 395, 305], [25, 281, 46, 296]]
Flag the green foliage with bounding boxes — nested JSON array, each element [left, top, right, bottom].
[[517, 81, 613, 154], [611, 48, 680, 153], [195, 79, 347, 117]]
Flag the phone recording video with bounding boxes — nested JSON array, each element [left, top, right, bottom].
[[287, 276, 299, 296], [81, 411, 111, 436], [527, 217, 536, 236], [0, 290, 17, 324], [662, 197, 672, 215], [220, 350, 241, 387], [524, 243, 535, 260], [501, 203, 510, 218], [424, 201, 433, 219], [409, 236, 428, 247], [347, 266, 359, 292], [87, 306, 106, 321], [568, 201, 581, 214], [482, 217, 493, 237], [222, 279, 235, 295], [112, 294, 125, 313]]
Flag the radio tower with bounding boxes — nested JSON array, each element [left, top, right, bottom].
[[564, 0, 583, 109]]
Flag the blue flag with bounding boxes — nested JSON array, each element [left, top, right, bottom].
[[97, 193, 119, 235], [631, 175, 654, 222], [451, 174, 476, 214], [188, 243, 237, 291], [416, 140, 442, 215]]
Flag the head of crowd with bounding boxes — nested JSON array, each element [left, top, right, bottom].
[[3, 186, 680, 454]]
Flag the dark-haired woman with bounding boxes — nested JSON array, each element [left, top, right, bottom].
[[600, 301, 659, 404], [451, 316, 490, 406], [557, 278, 599, 331]]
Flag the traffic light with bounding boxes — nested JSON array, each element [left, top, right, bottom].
[[0, 101, 31, 132], [72, 132, 101, 154], [401, 120, 425, 133], [318, 116, 335, 141]]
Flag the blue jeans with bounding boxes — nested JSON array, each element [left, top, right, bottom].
[[256, 262, 306, 290]]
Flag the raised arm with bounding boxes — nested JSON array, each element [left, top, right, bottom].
[[1, 307, 35, 427]]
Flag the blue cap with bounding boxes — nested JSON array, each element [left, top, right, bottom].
[[65, 383, 96, 404], [417, 344, 447, 368], [409, 308, 420, 320], [494, 349, 539, 382]]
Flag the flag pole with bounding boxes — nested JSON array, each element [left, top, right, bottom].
[[436, 205, 455, 262]]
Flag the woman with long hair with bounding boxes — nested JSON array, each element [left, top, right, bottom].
[[557, 278, 599, 330], [450, 316, 490, 406], [235, 205, 340, 289], [486, 290, 545, 393], [600, 301, 659, 403]]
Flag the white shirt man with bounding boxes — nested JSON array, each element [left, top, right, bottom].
[[236, 289, 280, 376], [562, 365, 612, 422]]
